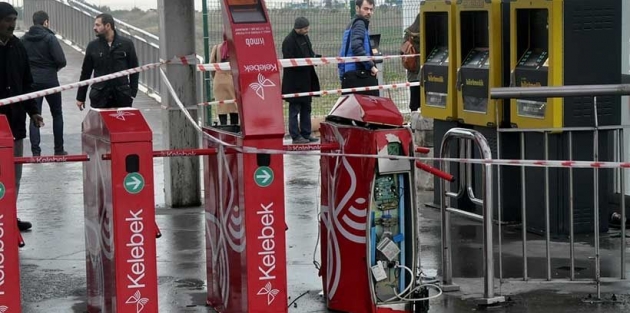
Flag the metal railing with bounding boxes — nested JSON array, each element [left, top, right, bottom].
[[23, 0, 205, 104], [490, 84, 630, 300], [438, 128, 505, 305]]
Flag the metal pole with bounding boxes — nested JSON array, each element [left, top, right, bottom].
[[350, 0, 356, 17], [483, 156, 495, 299], [620, 129, 626, 280], [496, 124, 504, 282], [201, 0, 213, 126], [440, 140, 453, 286], [593, 96, 601, 299], [521, 132, 528, 280], [544, 131, 551, 281], [568, 131, 575, 281], [490, 84, 630, 99]]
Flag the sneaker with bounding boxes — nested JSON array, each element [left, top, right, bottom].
[[292, 137, 309, 144], [54, 150, 68, 156], [17, 218, 32, 232], [306, 137, 319, 143]]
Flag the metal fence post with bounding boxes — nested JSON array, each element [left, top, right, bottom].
[[438, 128, 505, 305]]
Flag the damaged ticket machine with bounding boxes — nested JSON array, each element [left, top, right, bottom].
[[319, 94, 430, 313], [203, 0, 288, 312]]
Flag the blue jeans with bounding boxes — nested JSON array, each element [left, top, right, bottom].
[[288, 99, 312, 139], [29, 83, 64, 154]]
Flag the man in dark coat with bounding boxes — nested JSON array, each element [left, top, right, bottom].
[[76, 13, 139, 110], [282, 17, 320, 144], [22, 10, 68, 156], [0, 3, 45, 232]]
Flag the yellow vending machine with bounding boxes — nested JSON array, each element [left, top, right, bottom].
[[420, 0, 457, 121], [420, 0, 473, 210], [455, 0, 503, 127], [509, 0, 621, 235], [454, 0, 521, 222]]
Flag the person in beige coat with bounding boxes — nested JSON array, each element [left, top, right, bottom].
[[210, 34, 238, 125]]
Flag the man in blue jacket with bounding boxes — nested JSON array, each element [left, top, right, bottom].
[[0, 3, 45, 232], [338, 0, 378, 96], [22, 10, 68, 156]]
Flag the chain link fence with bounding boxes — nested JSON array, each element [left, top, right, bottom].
[[202, 0, 422, 120]]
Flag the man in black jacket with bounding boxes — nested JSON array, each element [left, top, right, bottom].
[[76, 13, 139, 110], [282, 17, 320, 144], [0, 3, 45, 232], [22, 10, 67, 156]]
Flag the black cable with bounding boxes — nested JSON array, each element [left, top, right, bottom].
[[287, 290, 310, 309]]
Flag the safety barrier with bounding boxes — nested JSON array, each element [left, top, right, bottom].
[[438, 128, 505, 305], [490, 84, 630, 300]]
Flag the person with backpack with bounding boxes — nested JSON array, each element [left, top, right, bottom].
[[402, 13, 420, 111], [338, 0, 378, 96]]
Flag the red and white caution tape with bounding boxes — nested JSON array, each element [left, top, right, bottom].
[[157, 65, 629, 170], [0, 54, 197, 107], [197, 81, 420, 106], [196, 54, 419, 72], [282, 81, 420, 99], [198, 99, 237, 106]]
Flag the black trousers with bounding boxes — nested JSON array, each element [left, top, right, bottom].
[[341, 70, 379, 97], [409, 84, 420, 111]]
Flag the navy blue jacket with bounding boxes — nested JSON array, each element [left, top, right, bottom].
[[21, 25, 67, 85]]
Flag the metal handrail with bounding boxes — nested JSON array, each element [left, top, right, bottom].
[[490, 84, 630, 99], [439, 128, 505, 305], [24, 0, 206, 104], [66, 0, 160, 43]]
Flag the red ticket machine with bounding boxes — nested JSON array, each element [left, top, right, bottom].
[[82, 108, 158, 313], [0, 115, 21, 313], [203, 0, 287, 312], [320, 94, 425, 313]]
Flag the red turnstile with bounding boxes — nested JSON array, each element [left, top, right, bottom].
[[320, 94, 421, 313], [82, 108, 158, 313], [204, 0, 288, 312], [0, 115, 21, 313]]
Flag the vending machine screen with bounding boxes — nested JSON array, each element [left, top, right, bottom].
[[227, 0, 267, 23], [426, 46, 449, 64]]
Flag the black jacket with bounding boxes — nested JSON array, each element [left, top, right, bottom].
[[0, 36, 40, 140], [21, 25, 67, 85], [76, 30, 139, 108], [281, 30, 320, 101]]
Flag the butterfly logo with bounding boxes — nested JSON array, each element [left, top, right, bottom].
[[249, 73, 276, 100], [110, 110, 135, 121], [126, 290, 149, 312], [257, 282, 280, 305]]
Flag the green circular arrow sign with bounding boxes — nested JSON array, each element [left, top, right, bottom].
[[124, 173, 145, 194], [0, 182, 5, 200], [254, 166, 274, 188]]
